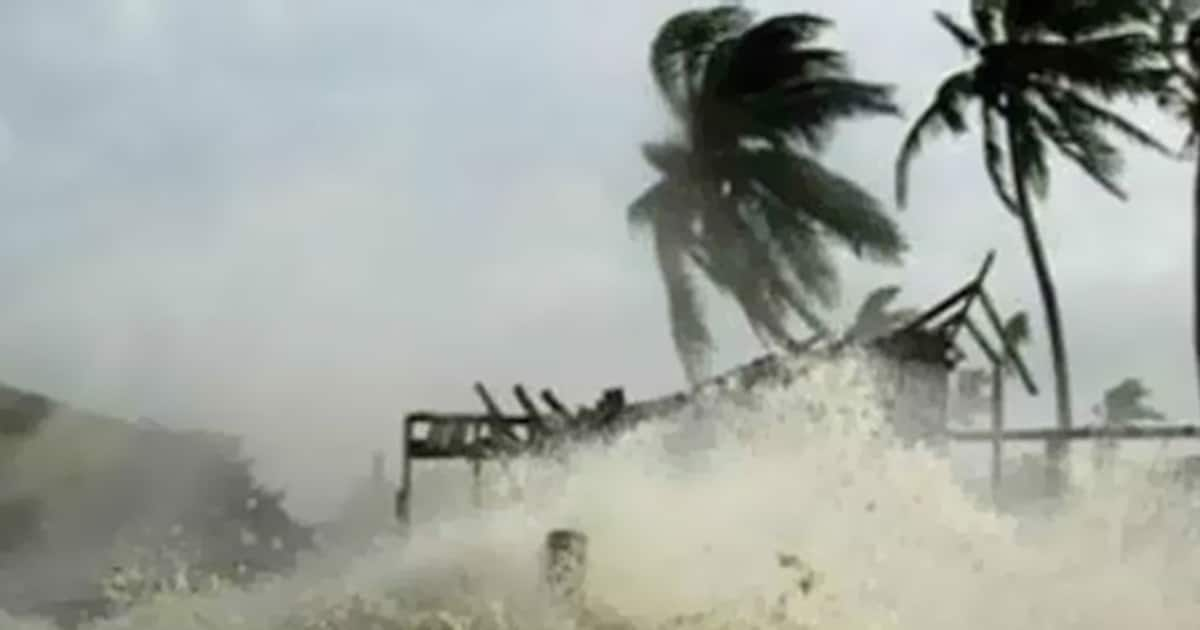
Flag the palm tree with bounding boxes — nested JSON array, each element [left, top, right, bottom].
[[1096, 376, 1167, 424], [1144, 0, 1200, 413], [1093, 375, 1167, 466], [895, 2, 1170, 471], [629, 6, 907, 384]]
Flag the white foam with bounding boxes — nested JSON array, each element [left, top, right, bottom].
[[13, 349, 1200, 628]]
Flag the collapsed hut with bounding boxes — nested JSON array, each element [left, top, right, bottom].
[[395, 253, 1025, 524]]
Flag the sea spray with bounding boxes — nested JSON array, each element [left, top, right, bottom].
[[8, 347, 1200, 628]]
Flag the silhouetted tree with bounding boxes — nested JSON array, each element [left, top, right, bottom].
[[0, 400, 314, 616], [895, 2, 1169, 468], [629, 6, 906, 383], [1096, 377, 1167, 424]]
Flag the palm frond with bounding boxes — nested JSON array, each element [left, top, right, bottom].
[[981, 104, 1020, 213], [628, 180, 667, 231], [732, 279, 798, 351], [1003, 0, 1159, 41], [748, 77, 899, 151], [1034, 80, 1173, 154], [652, 208, 712, 384], [984, 33, 1168, 98], [737, 193, 841, 309], [1011, 110, 1051, 199], [763, 209, 841, 308], [895, 71, 976, 206], [972, 5, 1001, 45], [721, 48, 850, 97], [935, 11, 982, 51], [686, 208, 793, 349], [746, 148, 906, 262], [743, 13, 834, 46], [650, 7, 754, 118], [1026, 92, 1129, 198], [640, 141, 693, 175]]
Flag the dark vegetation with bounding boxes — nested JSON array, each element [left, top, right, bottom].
[[0, 381, 313, 618]]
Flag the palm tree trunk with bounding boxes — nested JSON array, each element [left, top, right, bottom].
[[1006, 121, 1074, 495]]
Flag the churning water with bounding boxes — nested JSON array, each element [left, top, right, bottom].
[[7, 348, 1200, 629]]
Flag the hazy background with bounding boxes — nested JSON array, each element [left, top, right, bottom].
[[0, 0, 1192, 519]]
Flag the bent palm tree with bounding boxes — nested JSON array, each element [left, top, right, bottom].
[[895, 3, 1169, 470], [630, 6, 907, 384]]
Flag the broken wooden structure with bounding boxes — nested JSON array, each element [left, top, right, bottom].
[[881, 251, 1037, 493], [924, 253, 1200, 499], [394, 252, 1200, 522], [396, 384, 629, 524]]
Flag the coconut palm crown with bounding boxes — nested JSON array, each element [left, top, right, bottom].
[[630, 6, 907, 383]]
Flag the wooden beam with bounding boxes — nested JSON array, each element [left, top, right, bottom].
[[541, 389, 571, 417], [940, 250, 997, 340], [977, 289, 1037, 396], [898, 281, 977, 335], [474, 382, 521, 443], [963, 316, 1001, 366], [949, 424, 1200, 442], [512, 385, 545, 436], [405, 412, 534, 426]]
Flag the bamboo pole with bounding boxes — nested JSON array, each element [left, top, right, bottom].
[[990, 364, 1005, 500], [949, 424, 1200, 442]]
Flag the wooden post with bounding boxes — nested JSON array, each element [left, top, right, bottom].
[[990, 363, 1005, 500], [543, 529, 587, 611], [396, 419, 414, 526], [513, 384, 545, 441]]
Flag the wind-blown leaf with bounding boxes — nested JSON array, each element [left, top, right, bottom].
[[896, 71, 976, 206]]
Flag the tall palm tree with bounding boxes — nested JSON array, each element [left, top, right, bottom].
[[629, 6, 907, 384], [895, 2, 1170, 471], [1144, 0, 1200, 413]]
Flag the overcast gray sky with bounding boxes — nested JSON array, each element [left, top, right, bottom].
[[1, 0, 1195, 518]]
